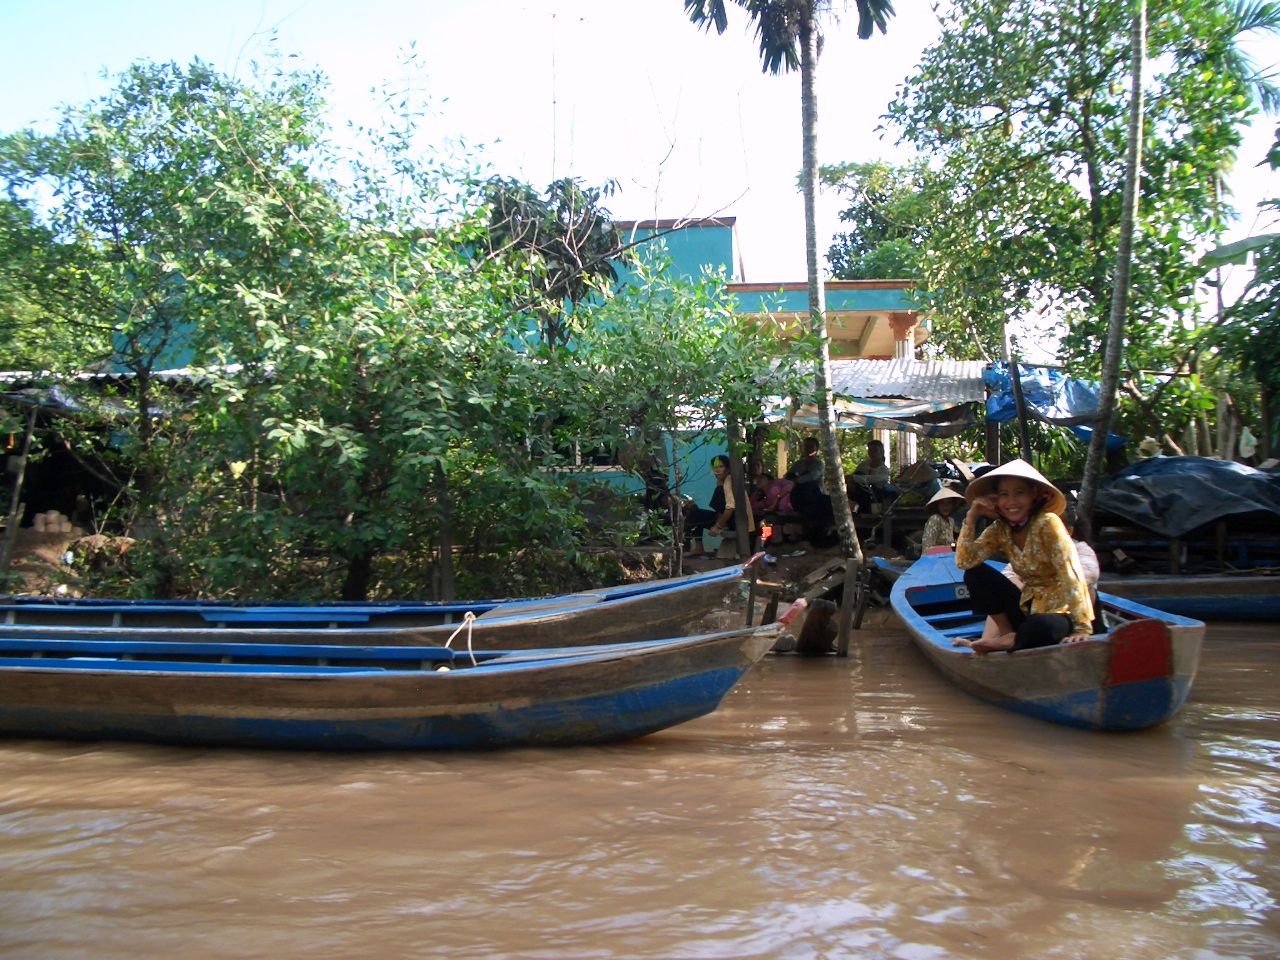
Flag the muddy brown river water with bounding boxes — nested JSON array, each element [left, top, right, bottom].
[[0, 619, 1276, 959]]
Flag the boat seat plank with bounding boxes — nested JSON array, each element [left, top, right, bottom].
[[938, 623, 981, 638], [0, 656, 397, 675], [920, 609, 976, 625], [199, 611, 375, 624], [0, 638, 467, 662]]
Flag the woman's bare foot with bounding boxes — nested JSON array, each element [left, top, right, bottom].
[[969, 632, 1015, 654]]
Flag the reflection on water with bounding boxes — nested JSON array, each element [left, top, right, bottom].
[[0, 623, 1277, 959]]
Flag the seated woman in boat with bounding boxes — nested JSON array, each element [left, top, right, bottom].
[[973, 500, 1101, 641], [920, 487, 966, 551], [1058, 503, 1100, 589], [950, 460, 1094, 655]]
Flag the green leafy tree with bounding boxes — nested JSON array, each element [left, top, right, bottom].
[[0, 59, 337, 561], [1205, 124, 1280, 458], [0, 198, 107, 373], [575, 253, 812, 560], [886, 0, 1278, 455], [483, 176, 627, 350], [685, 0, 897, 567], [4, 56, 831, 601], [820, 159, 934, 280]]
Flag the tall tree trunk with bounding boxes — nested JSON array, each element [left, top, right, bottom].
[[434, 463, 457, 601], [726, 412, 752, 559], [1077, 0, 1145, 541], [1003, 326, 1033, 461], [1261, 387, 1272, 461], [800, 9, 864, 657], [799, 11, 861, 568]]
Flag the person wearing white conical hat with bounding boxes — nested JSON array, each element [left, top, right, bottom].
[[920, 486, 966, 551], [951, 459, 1094, 655]]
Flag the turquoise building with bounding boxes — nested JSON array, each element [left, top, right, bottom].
[[610, 217, 928, 507]]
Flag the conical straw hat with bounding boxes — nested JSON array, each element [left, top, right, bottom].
[[964, 459, 1067, 516], [924, 487, 966, 513]]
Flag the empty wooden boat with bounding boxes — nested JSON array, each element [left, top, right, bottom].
[[0, 559, 759, 650], [1099, 572, 1280, 622], [0, 601, 804, 751]]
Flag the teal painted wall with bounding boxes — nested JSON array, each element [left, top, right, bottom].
[[616, 222, 738, 282], [567, 428, 728, 515]]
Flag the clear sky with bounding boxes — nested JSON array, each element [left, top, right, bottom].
[[0, 0, 1275, 287]]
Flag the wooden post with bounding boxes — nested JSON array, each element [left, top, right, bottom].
[[725, 413, 752, 561], [0, 407, 38, 584], [835, 560, 858, 656], [984, 388, 1001, 466], [1003, 329, 1033, 461]]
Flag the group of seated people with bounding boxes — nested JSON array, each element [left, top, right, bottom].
[[685, 444, 1104, 657], [683, 441, 839, 552], [682, 439, 900, 547], [682, 437, 987, 555]]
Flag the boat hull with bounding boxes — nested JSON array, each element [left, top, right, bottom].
[[1101, 574, 1280, 622], [0, 562, 753, 649], [890, 552, 1205, 731], [0, 620, 790, 750]]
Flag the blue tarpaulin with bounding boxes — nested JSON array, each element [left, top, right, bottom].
[[984, 362, 1101, 426], [985, 362, 1125, 449]]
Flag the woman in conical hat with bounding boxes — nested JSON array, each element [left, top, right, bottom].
[[920, 487, 966, 551], [951, 459, 1093, 654]]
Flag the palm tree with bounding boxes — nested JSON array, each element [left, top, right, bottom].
[[1076, 0, 1280, 536], [1076, 0, 1146, 541], [684, 0, 895, 565], [1219, 0, 1280, 113]]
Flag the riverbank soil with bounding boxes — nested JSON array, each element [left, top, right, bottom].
[[1, 527, 84, 595]]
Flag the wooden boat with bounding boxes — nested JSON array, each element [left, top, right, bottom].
[[1100, 572, 1280, 622], [0, 560, 757, 650], [889, 549, 1205, 731], [0, 602, 804, 750]]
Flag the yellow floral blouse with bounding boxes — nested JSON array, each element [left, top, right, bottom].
[[955, 511, 1095, 635]]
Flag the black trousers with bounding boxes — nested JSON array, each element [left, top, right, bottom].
[[962, 563, 1073, 650]]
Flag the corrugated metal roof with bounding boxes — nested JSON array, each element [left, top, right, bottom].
[[829, 358, 987, 403]]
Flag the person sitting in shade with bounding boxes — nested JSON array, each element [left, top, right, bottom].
[[848, 439, 895, 514], [784, 436, 834, 541], [950, 459, 1094, 655], [746, 458, 774, 518], [920, 487, 966, 551], [685, 454, 755, 553]]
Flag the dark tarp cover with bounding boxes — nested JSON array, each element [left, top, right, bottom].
[[1095, 456, 1280, 538]]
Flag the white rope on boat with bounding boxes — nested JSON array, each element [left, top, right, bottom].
[[443, 611, 478, 666]]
